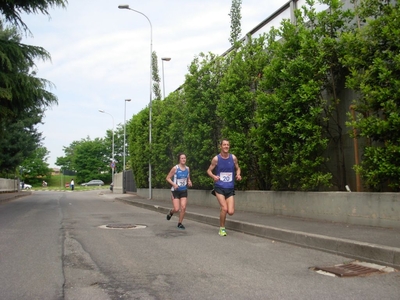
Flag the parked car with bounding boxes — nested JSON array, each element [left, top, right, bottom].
[[20, 182, 32, 189], [81, 180, 105, 186]]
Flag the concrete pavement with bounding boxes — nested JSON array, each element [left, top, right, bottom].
[[1, 190, 399, 269]]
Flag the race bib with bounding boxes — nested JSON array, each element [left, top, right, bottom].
[[220, 172, 233, 182], [176, 178, 187, 187]]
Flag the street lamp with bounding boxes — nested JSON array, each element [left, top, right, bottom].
[[161, 57, 171, 99], [123, 99, 131, 193], [118, 4, 153, 199], [98, 110, 115, 186]]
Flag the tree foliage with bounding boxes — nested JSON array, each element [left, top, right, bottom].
[[342, 0, 400, 191], [254, 0, 357, 191], [0, 108, 43, 174], [229, 0, 242, 46], [56, 137, 110, 184], [55, 123, 131, 184], [0, 0, 67, 34], [182, 52, 226, 188], [20, 146, 51, 184], [219, 35, 269, 189], [152, 51, 162, 101], [150, 91, 186, 188], [74, 137, 109, 184], [61, 0, 400, 192], [0, 26, 56, 120], [127, 108, 150, 188], [0, 1, 66, 174]]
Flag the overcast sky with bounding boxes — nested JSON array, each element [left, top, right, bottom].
[[21, 0, 291, 167]]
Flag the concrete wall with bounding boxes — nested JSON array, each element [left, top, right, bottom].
[[0, 178, 18, 192], [113, 172, 123, 194], [137, 188, 400, 229]]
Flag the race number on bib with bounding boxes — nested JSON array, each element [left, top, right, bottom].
[[220, 172, 233, 182], [176, 178, 187, 187]]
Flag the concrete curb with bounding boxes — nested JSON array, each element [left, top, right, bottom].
[[0, 191, 31, 204], [116, 197, 400, 269]]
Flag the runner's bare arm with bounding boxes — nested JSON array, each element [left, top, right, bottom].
[[166, 167, 178, 189], [233, 155, 241, 181], [187, 167, 192, 187], [207, 156, 219, 182]]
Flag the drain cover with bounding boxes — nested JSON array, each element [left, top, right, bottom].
[[99, 224, 146, 229], [314, 263, 381, 277], [106, 223, 136, 228]]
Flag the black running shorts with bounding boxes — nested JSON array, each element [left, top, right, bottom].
[[214, 187, 235, 198], [172, 190, 188, 199]]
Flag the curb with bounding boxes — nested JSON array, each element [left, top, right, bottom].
[[0, 191, 31, 204]]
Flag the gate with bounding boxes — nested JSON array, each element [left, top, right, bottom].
[[123, 170, 136, 193]]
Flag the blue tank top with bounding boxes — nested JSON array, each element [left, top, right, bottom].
[[171, 165, 189, 191], [215, 154, 235, 189]]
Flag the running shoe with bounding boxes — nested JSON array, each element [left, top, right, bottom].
[[219, 228, 227, 236], [177, 223, 185, 230], [166, 210, 173, 220]]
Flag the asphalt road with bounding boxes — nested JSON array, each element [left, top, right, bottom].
[[0, 190, 399, 300]]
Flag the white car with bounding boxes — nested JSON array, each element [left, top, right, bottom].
[[81, 180, 105, 186], [20, 183, 32, 189]]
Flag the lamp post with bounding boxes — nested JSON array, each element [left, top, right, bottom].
[[161, 57, 171, 99], [123, 99, 131, 193], [118, 4, 153, 199], [98, 110, 115, 186]]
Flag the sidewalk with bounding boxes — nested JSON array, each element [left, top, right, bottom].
[[114, 193, 400, 269]]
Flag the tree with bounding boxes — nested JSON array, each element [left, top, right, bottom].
[[57, 137, 110, 184], [255, 0, 351, 191], [229, 0, 242, 46], [111, 124, 126, 174], [96, 0, 398, 192], [127, 109, 150, 188], [0, 2, 63, 121], [0, 0, 67, 34], [55, 140, 83, 172], [0, 108, 43, 174], [152, 51, 162, 101], [182, 52, 227, 188], [151, 90, 186, 188], [308, 0, 354, 191], [342, 0, 400, 191], [73, 137, 109, 184], [20, 146, 52, 185], [219, 35, 269, 189], [0, 1, 66, 173]]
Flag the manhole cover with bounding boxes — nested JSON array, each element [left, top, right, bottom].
[[313, 263, 381, 277], [99, 224, 146, 229]]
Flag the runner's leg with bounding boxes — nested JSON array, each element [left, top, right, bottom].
[[216, 193, 227, 227], [178, 197, 187, 223], [172, 197, 180, 214], [226, 196, 235, 216]]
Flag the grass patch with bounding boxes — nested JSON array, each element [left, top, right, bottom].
[[31, 185, 107, 191], [27, 174, 109, 191]]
